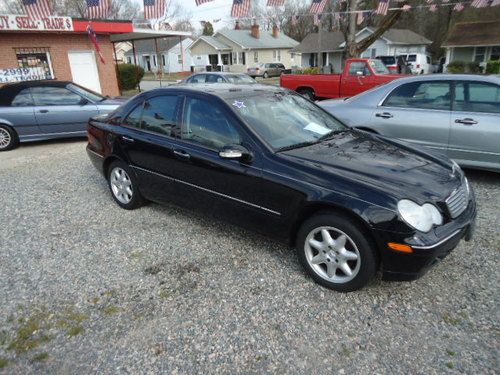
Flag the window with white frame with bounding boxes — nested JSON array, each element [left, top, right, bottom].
[[238, 52, 245, 65], [490, 46, 499, 61], [254, 51, 258, 63], [474, 47, 486, 62], [14, 47, 54, 80], [232, 52, 237, 65], [177, 55, 182, 64]]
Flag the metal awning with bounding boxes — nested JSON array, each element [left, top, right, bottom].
[[110, 28, 192, 42]]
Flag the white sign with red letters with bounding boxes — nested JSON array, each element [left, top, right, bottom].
[[0, 14, 73, 32]]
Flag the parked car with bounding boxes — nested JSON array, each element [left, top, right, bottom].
[[0, 81, 125, 151], [247, 63, 285, 78], [280, 58, 400, 100], [319, 74, 500, 173], [400, 53, 433, 74], [376, 55, 411, 74], [184, 72, 256, 84], [86, 84, 476, 292]]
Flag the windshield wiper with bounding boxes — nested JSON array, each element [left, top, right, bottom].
[[317, 129, 349, 142], [276, 140, 319, 152]]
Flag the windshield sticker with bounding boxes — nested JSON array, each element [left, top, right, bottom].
[[232, 100, 246, 109], [304, 122, 330, 135]]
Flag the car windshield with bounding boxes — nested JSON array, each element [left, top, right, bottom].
[[225, 75, 256, 84], [68, 83, 105, 102], [379, 56, 396, 65], [227, 92, 347, 151], [369, 59, 390, 74], [407, 54, 417, 62]]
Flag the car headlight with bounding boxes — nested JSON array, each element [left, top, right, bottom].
[[397, 199, 443, 232]]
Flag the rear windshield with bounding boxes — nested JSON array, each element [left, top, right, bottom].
[[225, 74, 256, 84], [369, 59, 390, 74], [407, 54, 417, 62], [379, 56, 396, 65]]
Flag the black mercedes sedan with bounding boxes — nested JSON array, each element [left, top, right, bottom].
[[86, 84, 476, 292]]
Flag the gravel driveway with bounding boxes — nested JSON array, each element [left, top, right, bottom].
[[0, 140, 498, 374]]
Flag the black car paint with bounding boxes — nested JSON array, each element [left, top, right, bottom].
[[86, 85, 476, 281]]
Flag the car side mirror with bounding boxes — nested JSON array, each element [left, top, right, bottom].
[[219, 144, 253, 163]]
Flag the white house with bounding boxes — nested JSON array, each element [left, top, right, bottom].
[[124, 38, 200, 74], [292, 28, 432, 72]]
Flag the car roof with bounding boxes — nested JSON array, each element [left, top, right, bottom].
[[387, 74, 500, 85], [192, 72, 248, 76]]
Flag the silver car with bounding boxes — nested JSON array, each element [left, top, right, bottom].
[[0, 81, 125, 151], [319, 74, 500, 173]]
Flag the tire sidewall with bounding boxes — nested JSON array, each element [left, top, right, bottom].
[[296, 213, 378, 292], [107, 160, 143, 210], [0, 125, 19, 151]]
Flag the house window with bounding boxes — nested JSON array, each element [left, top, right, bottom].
[[277, 50, 281, 62], [238, 52, 245, 65], [14, 47, 54, 80], [127, 56, 132, 64], [232, 52, 237, 65], [474, 47, 486, 62], [490, 46, 500, 61], [254, 51, 258, 63], [162, 55, 166, 66], [153, 55, 157, 67], [370, 48, 377, 58], [177, 55, 182, 64]]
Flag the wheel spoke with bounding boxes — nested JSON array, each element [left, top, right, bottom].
[[339, 261, 353, 276], [308, 238, 324, 251], [125, 187, 133, 196], [342, 249, 358, 261], [326, 262, 337, 278], [310, 253, 326, 265], [335, 234, 347, 249], [321, 229, 334, 246], [114, 169, 121, 179]]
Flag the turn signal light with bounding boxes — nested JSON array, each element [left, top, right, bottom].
[[388, 243, 413, 253]]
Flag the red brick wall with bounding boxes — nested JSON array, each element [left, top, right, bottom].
[[0, 32, 120, 96]]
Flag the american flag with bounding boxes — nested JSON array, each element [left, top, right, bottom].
[[231, 0, 250, 18], [22, 0, 53, 19], [429, 4, 438, 11], [471, 0, 488, 7], [310, 0, 328, 14], [401, 4, 411, 11], [85, 0, 110, 19], [375, 0, 390, 15], [453, 2, 464, 11], [313, 13, 322, 25], [144, 0, 166, 19], [195, 0, 214, 6], [267, 0, 286, 5], [86, 23, 105, 63], [491, 0, 500, 6]]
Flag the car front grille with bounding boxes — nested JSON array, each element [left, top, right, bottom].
[[446, 183, 468, 219]]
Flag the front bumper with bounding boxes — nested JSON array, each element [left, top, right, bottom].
[[376, 197, 477, 281]]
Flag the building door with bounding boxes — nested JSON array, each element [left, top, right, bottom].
[[68, 51, 102, 94]]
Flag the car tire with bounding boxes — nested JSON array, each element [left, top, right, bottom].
[[0, 124, 19, 152], [296, 212, 379, 292], [263, 72, 269, 79], [107, 160, 144, 210], [297, 88, 315, 101]]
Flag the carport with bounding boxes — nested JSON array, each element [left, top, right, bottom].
[[110, 29, 192, 94]]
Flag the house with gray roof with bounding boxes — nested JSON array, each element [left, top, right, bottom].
[[292, 27, 431, 73], [188, 24, 299, 72]]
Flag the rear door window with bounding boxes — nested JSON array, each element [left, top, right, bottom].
[[11, 88, 34, 107], [454, 82, 500, 114], [31, 86, 83, 106], [384, 81, 451, 110], [122, 102, 144, 128], [141, 96, 181, 136], [407, 55, 417, 62]]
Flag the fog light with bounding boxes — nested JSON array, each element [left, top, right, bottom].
[[388, 243, 413, 253]]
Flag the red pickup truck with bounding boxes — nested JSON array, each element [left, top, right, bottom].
[[280, 58, 401, 100]]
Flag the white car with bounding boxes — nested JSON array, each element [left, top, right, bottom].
[[400, 53, 433, 74]]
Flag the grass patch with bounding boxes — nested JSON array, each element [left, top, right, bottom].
[[67, 326, 84, 337], [442, 313, 461, 326], [102, 305, 120, 316], [32, 352, 49, 362], [129, 251, 144, 260], [446, 349, 456, 357], [7, 315, 51, 353], [446, 362, 454, 369], [0, 357, 9, 369]]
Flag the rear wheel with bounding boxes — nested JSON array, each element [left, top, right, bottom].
[[296, 213, 379, 292], [0, 125, 19, 151], [107, 161, 144, 210], [263, 72, 269, 79], [297, 88, 315, 101]]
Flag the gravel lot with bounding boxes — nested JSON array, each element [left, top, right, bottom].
[[0, 140, 498, 374]]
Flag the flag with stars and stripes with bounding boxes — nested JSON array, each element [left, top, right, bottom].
[[471, 0, 488, 7], [195, 0, 214, 6], [267, 0, 286, 5], [85, 0, 110, 19], [22, 0, 53, 20], [491, 0, 500, 6], [375, 0, 390, 15], [314, 13, 322, 25], [86, 22, 105, 63], [357, 11, 371, 25], [144, 0, 166, 19], [231, 0, 250, 18], [310, 0, 328, 14]]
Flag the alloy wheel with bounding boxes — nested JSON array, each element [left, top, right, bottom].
[[0, 127, 12, 149], [304, 226, 361, 283], [110, 167, 133, 204]]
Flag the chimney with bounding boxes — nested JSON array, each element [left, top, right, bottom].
[[251, 23, 260, 39], [272, 25, 279, 38], [234, 20, 241, 30]]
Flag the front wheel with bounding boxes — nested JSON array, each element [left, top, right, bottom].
[[0, 125, 19, 151], [296, 213, 379, 292], [107, 161, 144, 210], [263, 72, 269, 79], [297, 88, 315, 101]]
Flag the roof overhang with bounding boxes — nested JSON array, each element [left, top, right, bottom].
[[443, 44, 500, 48], [110, 29, 191, 42]]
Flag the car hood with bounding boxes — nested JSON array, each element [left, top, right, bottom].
[[280, 130, 459, 204]]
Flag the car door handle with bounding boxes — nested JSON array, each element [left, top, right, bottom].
[[174, 149, 191, 160], [375, 112, 393, 119], [121, 136, 135, 143], [455, 118, 477, 125], [38, 109, 49, 114]]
